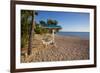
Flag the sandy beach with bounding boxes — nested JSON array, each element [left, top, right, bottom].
[[21, 34, 89, 63]]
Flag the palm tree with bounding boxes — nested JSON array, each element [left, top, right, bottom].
[[27, 11, 38, 55], [21, 10, 33, 48]]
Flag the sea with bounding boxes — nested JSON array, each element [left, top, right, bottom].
[[56, 32, 89, 40]]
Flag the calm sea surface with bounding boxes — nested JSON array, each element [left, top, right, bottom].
[[56, 32, 89, 39]]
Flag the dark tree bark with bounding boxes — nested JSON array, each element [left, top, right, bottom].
[[27, 11, 35, 55]]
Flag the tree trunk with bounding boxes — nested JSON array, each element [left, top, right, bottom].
[[27, 11, 35, 55]]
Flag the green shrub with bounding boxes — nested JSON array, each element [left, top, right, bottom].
[[34, 24, 48, 34], [34, 24, 42, 34]]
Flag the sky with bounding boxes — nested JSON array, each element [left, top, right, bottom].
[[35, 10, 90, 32]]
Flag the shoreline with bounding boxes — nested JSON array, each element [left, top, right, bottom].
[[55, 34, 89, 40], [56, 31, 89, 40]]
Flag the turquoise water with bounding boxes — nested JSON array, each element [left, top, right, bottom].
[[56, 32, 89, 39]]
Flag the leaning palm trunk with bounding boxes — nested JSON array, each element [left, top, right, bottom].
[[27, 11, 35, 55]]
